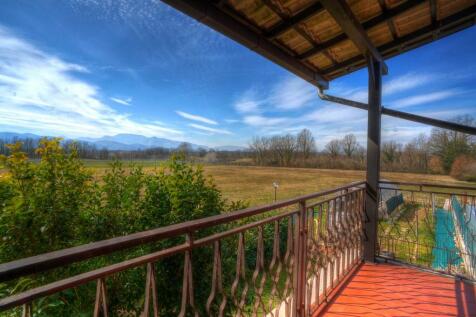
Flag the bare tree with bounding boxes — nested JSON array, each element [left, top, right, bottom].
[[325, 139, 341, 158], [296, 128, 316, 160], [341, 134, 358, 158], [401, 134, 429, 172], [249, 136, 270, 165], [270, 134, 296, 166], [382, 141, 401, 170], [429, 115, 475, 173]]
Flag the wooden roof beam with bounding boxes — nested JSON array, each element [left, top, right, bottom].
[[161, 0, 329, 89], [261, 0, 338, 67], [299, 0, 426, 61], [320, 0, 388, 74], [265, 2, 324, 39], [323, 4, 476, 77], [378, 0, 399, 40]]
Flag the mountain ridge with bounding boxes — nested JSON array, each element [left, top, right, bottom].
[[0, 132, 247, 151]]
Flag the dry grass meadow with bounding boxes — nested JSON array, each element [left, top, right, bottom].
[[85, 162, 474, 207], [2, 160, 473, 207]]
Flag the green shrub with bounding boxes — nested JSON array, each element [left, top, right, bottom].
[[0, 140, 247, 316]]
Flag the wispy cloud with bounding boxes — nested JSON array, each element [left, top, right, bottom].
[[243, 115, 289, 127], [234, 76, 316, 114], [189, 123, 232, 135], [336, 72, 435, 102], [383, 73, 433, 95], [234, 89, 262, 114], [305, 104, 367, 124], [176, 110, 217, 125], [0, 25, 181, 138], [268, 77, 315, 110], [390, 90, 461, 109], [110, 97, 132, 106]]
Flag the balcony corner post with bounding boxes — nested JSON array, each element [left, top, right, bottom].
[[364, 55, 382, 263]]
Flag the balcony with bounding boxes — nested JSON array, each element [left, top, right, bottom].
[[0, 181, 475, 316]]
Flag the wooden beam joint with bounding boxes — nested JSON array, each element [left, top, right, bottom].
[[320, 0, 388, 74]]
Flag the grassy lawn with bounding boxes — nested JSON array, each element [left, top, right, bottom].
[[79, 161, 474, 207]]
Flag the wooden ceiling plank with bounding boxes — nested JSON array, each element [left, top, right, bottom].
[[378, 0, 399, 40], [262, 0, 338, 67], [299, 0, 426, 60], [265, 2, 324, 39], [320, 0, 388, 73], [323, 4, 476, 77]]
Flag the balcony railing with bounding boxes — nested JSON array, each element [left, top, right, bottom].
[[0, 182, 366, 317], [378, 181, 476, 280]]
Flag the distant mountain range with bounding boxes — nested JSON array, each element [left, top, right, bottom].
[[0, 132, 248, 151]]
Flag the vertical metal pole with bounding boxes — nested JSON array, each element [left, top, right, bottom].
[[364, 55, 382, 262]]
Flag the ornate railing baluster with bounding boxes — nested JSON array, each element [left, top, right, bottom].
[[335, 197, 342, 282], [231, 232, 249, 317], [283, 216, 295, 317], [179, 233, 198, 317], [142, 263, 159, 317], [305, 206, 315, 317], [21, 303, 31, 317], [267, 221, 282, 315], [251, 226, 267, 316], [94, 278, 108, 317], [207, 240, 226, 317], [294, 200, 308, 316]]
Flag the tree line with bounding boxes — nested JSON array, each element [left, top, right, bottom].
[[249, 115, 476, 180], [0, 138, 249, 163]]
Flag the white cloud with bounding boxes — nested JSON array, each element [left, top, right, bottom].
[[189, 123, 232, 135], [304, 104, 367, 124], [269, 77, 315, 110], [390, 90, 461, 109], [110, 97, 132, 106], [383, 73, 433, 95], [233, 88, 262, 114], [0, 25, 181, 138], [176, 110, 217, 125], [243, 115, 289, 127], [234, 76, 317, 114]]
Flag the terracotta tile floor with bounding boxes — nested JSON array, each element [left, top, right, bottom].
[[319, 262, 476, 317]]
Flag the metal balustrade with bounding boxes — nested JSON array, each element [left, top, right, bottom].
[[378, 181, 476, 281], [0, 182, 366, 317]]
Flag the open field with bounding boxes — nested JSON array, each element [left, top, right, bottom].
[[77, 161, 475, 207]]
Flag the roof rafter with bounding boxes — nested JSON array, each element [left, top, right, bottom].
[[320, 0, 388, 73], [261, 0, 338, 66], [378, 0, 399, 40], [323, 4, 476, 77], [265, 2, 324, 39], [299, 0, 426, 61], [161, 0, 329, 88]]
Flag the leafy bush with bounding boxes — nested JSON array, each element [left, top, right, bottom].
[[450, 155, 476, 182], [0, 139, 248, 316]]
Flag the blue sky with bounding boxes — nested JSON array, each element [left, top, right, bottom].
[[0, 0, 475, 148]]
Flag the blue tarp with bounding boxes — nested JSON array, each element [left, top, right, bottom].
[[432, 208, 462, 270], [451, 197, 475, 270]]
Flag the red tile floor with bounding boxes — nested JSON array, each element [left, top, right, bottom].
[[318, 262, 476, 316]]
